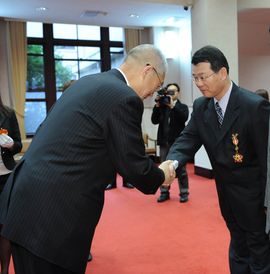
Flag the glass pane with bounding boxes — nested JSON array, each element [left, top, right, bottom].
[[57, 92, 63, 100], [27, 22, 43, 38], [26, 91, 45, 99], [25, 101, 46, 134], [110, 47, 124, 68], [27, 55, 44, 90], [54, 45, 78, 59], [78, 25, 100, 40], [109, 27, 124, 41], [28, 45, 43, 55], [79, 61, 101, 77], [55, 60, 77, 88], [53, 23, 77, 39], [54, 46, 100, 60], [78, 47, 100, 59]]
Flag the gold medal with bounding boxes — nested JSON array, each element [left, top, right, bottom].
[[231, 133, 243, 163], [233, 153, 243, 163]]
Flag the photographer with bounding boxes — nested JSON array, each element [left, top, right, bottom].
[[152, 83, 189, 203]]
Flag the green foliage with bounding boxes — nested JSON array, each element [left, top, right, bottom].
[[27, 45, 44, 89], [55, 59, 73, 88], [27, 45, 74, 90]]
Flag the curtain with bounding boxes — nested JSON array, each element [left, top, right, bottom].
[[124, 28, 141, 53], [0, 20, 13, 107], [0, 20, 27, 139]]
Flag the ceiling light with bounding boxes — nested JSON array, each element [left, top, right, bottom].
[[129, 14, 139, 18], [81, 10, 108, 18], [36, 7, 48, 12]]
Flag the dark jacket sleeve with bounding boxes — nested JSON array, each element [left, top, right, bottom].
[[167, 99, 202, 168], [172, 101, 189, 125], [1, 109, 22, 170], [151, 105, 162, 124], [250, 99, 269, 194], [105, 96, 165, 194], [6, 110, 22, 155]]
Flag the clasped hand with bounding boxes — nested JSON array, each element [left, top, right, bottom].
[[0, 134, 14, 148], [158, 160, 176, 187]]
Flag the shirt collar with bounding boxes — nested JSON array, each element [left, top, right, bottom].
[[214, 81, 233, 115], [116, 68, 129, 86]]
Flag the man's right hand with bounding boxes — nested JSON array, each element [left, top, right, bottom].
[[158, 160, 176, 187]]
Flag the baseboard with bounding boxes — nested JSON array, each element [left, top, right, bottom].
[[194, 166, 214, 179]]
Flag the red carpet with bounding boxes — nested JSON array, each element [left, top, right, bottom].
[[9, 164, 230, 274], [87, 164, 230, 274]]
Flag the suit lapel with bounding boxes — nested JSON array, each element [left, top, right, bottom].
[[202, 83, 240, 147], [216, 83, 240, 145], [203, 98, 220, 140]]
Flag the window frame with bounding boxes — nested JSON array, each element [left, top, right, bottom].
[[26, 23, 124, 137]]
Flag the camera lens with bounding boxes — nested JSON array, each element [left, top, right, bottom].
[[167, 89, 175, 96]]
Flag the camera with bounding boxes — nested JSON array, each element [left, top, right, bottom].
[[155, 88, 175, 106], [183, 6, 189, 11]]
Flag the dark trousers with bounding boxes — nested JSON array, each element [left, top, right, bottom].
[[11, 243, 84, 274], [159, 144, 189, 195], [226, 221, 270, 274]]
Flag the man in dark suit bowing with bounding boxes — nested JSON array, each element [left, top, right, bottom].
[[0, 44, 176, 274], [166, 45, 270, 274]]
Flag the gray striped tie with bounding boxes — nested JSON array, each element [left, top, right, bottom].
[[215, 102, 223, 125]]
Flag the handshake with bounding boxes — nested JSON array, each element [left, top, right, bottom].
[[0, 134, 14, 149], [158, 160, 178, 187]]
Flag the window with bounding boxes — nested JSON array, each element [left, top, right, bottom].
[[26, 44, 46, 133], [109, 27, 124, 41], [26, 22, 43, 38], [110, 47, 125, 68], [26, 22, 124, 136]]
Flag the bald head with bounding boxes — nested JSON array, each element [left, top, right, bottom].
[[123, 44, 168, 76], [119, 44, 167, 100]]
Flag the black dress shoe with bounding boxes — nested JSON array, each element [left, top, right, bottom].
[[123, 182, 134, 189], [88, 252, 93, 262], [157, 193, 170, 202], [180, 193, 189, 203], [105, 183, 116, 190]]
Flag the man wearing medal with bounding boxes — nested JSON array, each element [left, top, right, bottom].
[[166, 45, 270, 274]]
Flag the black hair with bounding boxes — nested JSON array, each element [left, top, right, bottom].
[[166, 83, 180, 92], [191, 45, 229, 74], [255, 89, 269, 101]]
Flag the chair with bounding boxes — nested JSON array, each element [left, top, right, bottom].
[[143, 133, 158, 161]]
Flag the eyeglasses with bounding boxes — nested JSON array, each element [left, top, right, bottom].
[[147, 64, 163, 90], [192, 72, 216, 83]]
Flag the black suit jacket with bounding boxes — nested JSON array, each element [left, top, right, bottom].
[[167, 83, 269, 231], [0, 108, 22, 170], [0, 69, 164, 273], [151, 100, 189, 146]]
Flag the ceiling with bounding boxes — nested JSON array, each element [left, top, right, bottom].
[[1, 0, 269, 28], [0, 0, 192, 28]]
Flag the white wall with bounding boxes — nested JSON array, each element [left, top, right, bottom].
[[141, 2, 270, 149], [141, 22, 192, 145]]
